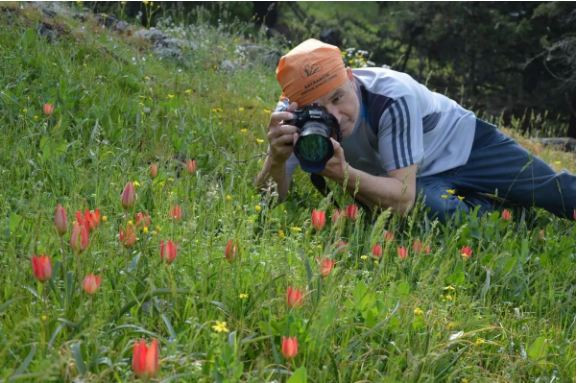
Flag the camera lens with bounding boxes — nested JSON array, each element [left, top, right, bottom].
[[294, 121, 333, 172]]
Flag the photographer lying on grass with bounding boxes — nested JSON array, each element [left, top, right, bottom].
[[255, 39, 576, 222]]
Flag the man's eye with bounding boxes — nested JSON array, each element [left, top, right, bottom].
[[332, 95, 342, 103]]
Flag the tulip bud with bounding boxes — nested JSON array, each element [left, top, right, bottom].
[[281, 336, 298, 359], [121, 182, 136, 209], [82, 274, 102, 294], [372, 244, 383, 258], [501, 209, 512, 221], [186, 159, 197, 174], [149, 163, 158, 178], [132, 339, 159, 378], [311, 209, 326, 231], [70, 221, 89, 253], [43, 103, 54, 116], [383, 230, 395, 242], [319, 257, 335, 277], [169, 205, 182, 220], [460, 246, 473, 259], [119, 223, 137, 247], [224, 239, 238, 263], [160, 240, 177, 264], [54, 204, 68, 236], [286, 286, 304, 308], [345, 204, 358, 220], [31, 255, 52, 282], [397, 246, 408, 260]]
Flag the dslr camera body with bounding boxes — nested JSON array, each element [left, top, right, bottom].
[[278, 100, 341, 173]]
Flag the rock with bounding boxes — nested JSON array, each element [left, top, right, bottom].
[[534, 137, 576, 152], [235, 44, 282, 69], [220, 59, 239, 72]]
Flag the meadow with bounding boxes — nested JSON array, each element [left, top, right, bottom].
[[0, 4, 575, 382]]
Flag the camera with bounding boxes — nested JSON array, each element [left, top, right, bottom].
[[284, 103, 341, 173]]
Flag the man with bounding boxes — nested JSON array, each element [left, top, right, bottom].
[[255, 39, 576, 222]]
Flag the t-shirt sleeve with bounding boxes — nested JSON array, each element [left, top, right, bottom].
[[377, 95, 424, 171]]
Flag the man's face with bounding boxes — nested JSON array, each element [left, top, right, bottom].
[[311, 69, 359, 139]]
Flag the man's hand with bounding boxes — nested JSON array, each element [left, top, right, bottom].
[[320, 138, 349, 183], [267, 101, 299, 167]]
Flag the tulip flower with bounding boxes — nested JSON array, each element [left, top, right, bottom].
[[397, 246, 408, 260], [132, 339, 159, 379], [160, 240, 177, 264], [43, 103, 54, 116], [286, 286, 304, 308], [31, 255, 52, 282], [169, 205, 182, 220], [224, 239, 238, 262], [70, 221, 89, 253], [331, 209, 345, 223], [82, 274, 102, 294], [311, 209, 326, 231], [383, 230, 395, 242], [119, 223, 137, 247], [83, 209, 101, 232], [281, 336, 298, 359], [372, 243, 383, 258], [319, 257, 336, 277], [121, 182, 136, 209], [54, 204, 67, 236], [501, 209, 512, 221], [186, 159, 197, 174], [135, 212, 151, 228], [460, 246, 473, 259], [345, 203, 358, 220], [149, 163, 158, 178]]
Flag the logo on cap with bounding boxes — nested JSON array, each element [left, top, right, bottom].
[[303, 63, 321, 78]]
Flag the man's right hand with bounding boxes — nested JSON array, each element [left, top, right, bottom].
[[267, 101, 299, 167]]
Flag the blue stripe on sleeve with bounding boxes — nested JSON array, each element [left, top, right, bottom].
[[394, 101, 408, 167], [389, 106, 400, 169], [399, 98, 413, 165]]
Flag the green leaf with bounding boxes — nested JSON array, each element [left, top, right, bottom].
[[71, 342, 87, 375], [287, 366, 307, 383], [527, 336, 548, 361]]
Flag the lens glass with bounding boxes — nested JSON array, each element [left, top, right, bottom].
[[295, 134, 331, 162]]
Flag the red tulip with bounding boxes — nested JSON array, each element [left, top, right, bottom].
[[132, 339, 159, 378], [121, 182, 136, 209], [149, 163, 158, 178], [160, 240, 177, 264], [319, 257, 336, 277], [286, 286, 304, 308], [281, 336, 298, 359], [460, 246, 473, 259], [501, 209, 512, 221], [135, 212, 151, 228], [397, 246, 408, 260], [345, 204, 358, 220], [43, 103, 54, 116], [70, 221, 89, 253], [311, 209, 326, 231], [186, 159, 197, 174], [119, 223, 137, 247], [31, 255, 52, 282], [383, 230, 395, 242], [331, 209, 345, 223], [82, 274, 102, 294], [54, 204, 68, 236], [224, 239, 238, 263], [372, 243, 383, 258], [84, 209, 100, 232], [169, 205, 182, 220]]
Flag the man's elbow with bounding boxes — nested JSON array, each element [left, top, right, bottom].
[[396, 192, 416, 215]]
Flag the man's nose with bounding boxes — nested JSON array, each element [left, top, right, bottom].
[[325, 105, 341, 123]]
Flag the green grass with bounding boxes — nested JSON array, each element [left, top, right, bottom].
[[0, 4, 575, 382]]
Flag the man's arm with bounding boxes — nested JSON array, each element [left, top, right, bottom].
[[321, 138, 416, 214]]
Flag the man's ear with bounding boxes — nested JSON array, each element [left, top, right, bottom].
[[346, 67, 354, 81]]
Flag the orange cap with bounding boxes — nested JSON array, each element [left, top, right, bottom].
[[276, 39, 348, 106]]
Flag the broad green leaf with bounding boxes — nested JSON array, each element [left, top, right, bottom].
[[287, 366, 307, 383]]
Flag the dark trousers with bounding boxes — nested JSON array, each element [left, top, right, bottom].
[[417, 119, 576, 222]]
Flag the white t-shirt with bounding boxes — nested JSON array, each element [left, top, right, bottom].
[[285, 67, 476, 179]]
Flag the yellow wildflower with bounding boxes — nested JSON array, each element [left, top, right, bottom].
[[278, 230, 285, 239], [142, 226, 149, 234], [133, 180, 140, 187], [41, 314, 48, 321], [457, 195, 465, 201], [239, 293, 249, 300], [212, 321, 229, 333], [185, 89, 192, 94], [256, 138, 264, 144], [167, 94, 175, 99], [128, 220, 134, 226], [225, 194, 233, 201], [238, 107, 245, 112], [360, 255, 368, 260], [263, 108, 271, 114], [255, 205, 262, 212], [240, 128, 248, 134], [290, 226, 302, 233], [102, 215, 108, 222], [475, 337, 485, 346], [441, 194, 449, 199], [443, 285, 456, 291], [446, 189, 456, 195], [414, 307, 424, 316]]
